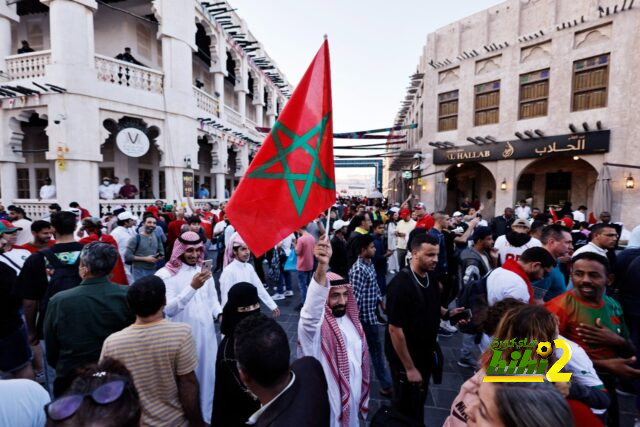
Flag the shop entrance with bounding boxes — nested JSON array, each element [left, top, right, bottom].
[[445, 163, 496, 218]]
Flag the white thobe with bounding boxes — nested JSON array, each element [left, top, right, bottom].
[[219, 259, 277, 311], [110, 226, 136, 283], [298, 278, 364, 427], [156, 264, 222, 424], [39, 185, 56, 199]]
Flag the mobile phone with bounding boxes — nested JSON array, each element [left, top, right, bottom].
[[201, 259, 213, 272], [450, 308, 472, 324]]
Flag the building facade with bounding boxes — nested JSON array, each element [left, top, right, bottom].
[[0, 0, 291, 218], [385, 0, 639, 229]]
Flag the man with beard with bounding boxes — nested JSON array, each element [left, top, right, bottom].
[[155, 231, 221, 425], [532, 224, 573, 302], [212, 282, 261, 426], [219, 233, 279, 317], [493, 218, 541, 265], [298, 239, 370, 426]]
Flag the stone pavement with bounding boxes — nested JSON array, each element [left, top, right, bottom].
[[240, 267, 637, 427]]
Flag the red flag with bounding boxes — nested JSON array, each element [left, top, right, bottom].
[[225, 40, 335, 256]]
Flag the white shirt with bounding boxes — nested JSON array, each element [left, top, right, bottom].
[[515, 205, 531, 220], [110, 183, 123, 195], [572, 210, 586, 223], [219, 259, 277, 311], [493, 235, 542, 264], [224, 224, 236, 247], [298, 278, 365, 427], [99, 184, 117, 200], [0, 248, 31, 273], [572, 242, 608, 258], [486, 267, 530, 305], [110, 226, 136, 260], [156, 264, 221, 424], [13, 219, 33, 246], [0, 379, 50, 427], [279, 233, 295, 256], [39, 185, 56, 199], [396, 219, 416, 250], [247, 373, 296, 425]]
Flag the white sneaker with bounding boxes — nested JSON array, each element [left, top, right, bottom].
[[284, 290, 294, 297], [272, 293, 285, 301], [440, 320, 457, 333]]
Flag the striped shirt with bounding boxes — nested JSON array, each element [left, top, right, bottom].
[[100, 320, 197, 427]]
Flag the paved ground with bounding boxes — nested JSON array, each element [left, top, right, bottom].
[[243, 267, 638, 427]]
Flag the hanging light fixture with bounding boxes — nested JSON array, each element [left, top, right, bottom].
[[573, 155, 580, 160], [500, 179, 507, 191], [626, 174, 635, 189]]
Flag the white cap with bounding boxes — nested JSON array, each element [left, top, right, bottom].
[[117, 211, 135, 221], [68, 208, 81, 216], [333, 219, 349, 231], [453, 211, 464, 217]]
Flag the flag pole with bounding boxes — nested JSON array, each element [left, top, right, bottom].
[[325, 207, 331, 241]]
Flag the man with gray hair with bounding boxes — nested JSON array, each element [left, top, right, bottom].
[[43, 242, 134, 396]]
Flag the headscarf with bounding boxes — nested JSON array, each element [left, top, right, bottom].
[[164, 231, 204, 276], [320, 271, 370, 427], [223, 232, 246, 267], [220, 282, 260, 336], [628, 225, 640, 249]]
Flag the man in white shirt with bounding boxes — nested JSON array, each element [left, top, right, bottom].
[[572, 223, 617, 258], [98, 178, 116, 200], [8, 207, 32, 246], [486, 246, 555, 305], [110, 177, 123, 196], [298, 238, 370, 427], [0, 221, 31, 273], [219, 233, 279, 316], [572, 205, 587, 223], [395, 214, 416, 269], [514, 199, 531, 220], [493, 218, 542, 264], [109, 211, 137, 283], [155, 231, 221, 425], [38, 177, 56, 200]]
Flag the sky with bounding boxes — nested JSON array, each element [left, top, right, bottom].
[[231, 0, 500, 187]]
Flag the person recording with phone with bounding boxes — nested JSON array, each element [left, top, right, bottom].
[[155, 231, 222, 425], [124, 214, 164, 281]]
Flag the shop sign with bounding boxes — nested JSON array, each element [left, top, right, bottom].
[[182, 172, 194, 197], [433, 130, 610, 165], [116, 127, 150, 157]]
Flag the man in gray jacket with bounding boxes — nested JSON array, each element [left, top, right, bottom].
[[456, 226, 498, 368]]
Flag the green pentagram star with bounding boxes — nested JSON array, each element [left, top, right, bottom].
[[248, 113, 335, 216]]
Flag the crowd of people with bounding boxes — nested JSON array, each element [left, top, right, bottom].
[[0, 194, 638, 426]]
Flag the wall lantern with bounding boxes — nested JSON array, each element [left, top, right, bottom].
[[500, 179, 507, 191], [626, 174, 635, 189], [573, 156, 580, 160]]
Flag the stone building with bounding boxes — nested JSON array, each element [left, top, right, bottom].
[[0, 0, 291, 217], [385, 0, 639, 229]]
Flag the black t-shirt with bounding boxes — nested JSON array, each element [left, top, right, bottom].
[[385, 268, 441, 372], [0, 262, 21, 337]]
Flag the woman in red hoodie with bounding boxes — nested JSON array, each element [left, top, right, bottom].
[[78, 217, 128, 286]]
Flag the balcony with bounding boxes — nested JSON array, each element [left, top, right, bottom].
[[5, 50, 51, 80], [225, 106, 243, 127], [194, 86, 220, 117], [95, 54, 164, 94], [12, 199, 55, 220]]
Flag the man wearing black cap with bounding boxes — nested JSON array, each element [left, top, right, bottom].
[[456, 226, 498, 368]]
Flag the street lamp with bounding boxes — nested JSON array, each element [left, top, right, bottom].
[[500, 179, 507, 191], [626, 174, 635, 189]]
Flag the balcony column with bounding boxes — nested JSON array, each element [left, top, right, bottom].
[[0, 162, 18, 203], [0, 3, 18, 74], [253, 76, 265, 127], [210, 35, 226, 117], [215, 173, 226, 200], [234, 55, 248, 124], [266, 87, 277, 127]]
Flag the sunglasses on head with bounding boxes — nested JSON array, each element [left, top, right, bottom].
[[45, 379, 128, 421]]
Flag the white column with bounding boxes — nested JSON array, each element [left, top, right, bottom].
[[214, 72, 225, 116], [0, 3, 18, 74], [0, 162, 18, 203], [215, 173, 225, 200], [236, 91, 246, 123]]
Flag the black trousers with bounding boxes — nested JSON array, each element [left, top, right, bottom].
[[389, 359, 431, 426]]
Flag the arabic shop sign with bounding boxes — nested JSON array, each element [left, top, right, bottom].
[[433, 130, 610, 165]]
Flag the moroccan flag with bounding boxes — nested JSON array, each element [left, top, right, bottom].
[[225, 40, 335, 256]]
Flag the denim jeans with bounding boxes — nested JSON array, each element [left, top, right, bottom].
[[297, 270, 313, 304], [132, 267, 155, 283], [276, 269, 293, 294], [362, 322, 392, 390], [460, 332, 479, 364]]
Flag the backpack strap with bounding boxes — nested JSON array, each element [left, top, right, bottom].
[[0, 253, 21, 271]]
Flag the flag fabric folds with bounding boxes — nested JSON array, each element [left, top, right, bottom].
[[225, 40, 335, 257]]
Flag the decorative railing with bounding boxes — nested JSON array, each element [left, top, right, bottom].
[[5, 50, 51, 80], [225, 106, 243, 127], [194, 86, 220, 117], [12, 199, 55, 219], [95, 54, 164, 94]]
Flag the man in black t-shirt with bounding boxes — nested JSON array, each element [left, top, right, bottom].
[[20, 212, 83, 345], [384, 233, 468, 423]]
